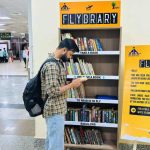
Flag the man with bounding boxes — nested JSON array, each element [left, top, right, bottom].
[[41, 39, 86, 150]]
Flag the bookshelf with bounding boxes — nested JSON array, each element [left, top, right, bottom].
[[60, 28, 120, 150]]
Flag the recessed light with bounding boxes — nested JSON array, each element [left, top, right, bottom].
[[0, 17, 11, 20], [11, 31, 16, 33], [0, 24, 5, 26], [12, 12, 22, 16]]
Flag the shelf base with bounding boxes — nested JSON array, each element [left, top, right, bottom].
[[65, 144, 117, 150]]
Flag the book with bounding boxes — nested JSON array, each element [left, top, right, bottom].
[[66, 106, 118, 123], [65, 127, 103, 145], [65, 58, 95, 76], [61, 33, 104, 52]]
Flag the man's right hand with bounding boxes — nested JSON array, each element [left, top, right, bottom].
[[71, 78, 82, 88]]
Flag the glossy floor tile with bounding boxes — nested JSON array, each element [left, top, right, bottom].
[[0, 76, 27, 104], [0, 119, 34, 136], [0, 103, 25, 109], [0, 108, 33, 120], [0, 135, 34, 150], [0, 74, 35, 150], [0, 61, 28, 76]]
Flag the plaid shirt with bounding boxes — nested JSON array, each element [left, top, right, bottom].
[[41, 55, 67, 118]]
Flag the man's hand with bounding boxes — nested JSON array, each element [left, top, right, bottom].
[[60, 77, 88, 93], [71, 77, 88, 88]]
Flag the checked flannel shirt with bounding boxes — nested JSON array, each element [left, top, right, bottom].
[[41, 55, 67, 118]]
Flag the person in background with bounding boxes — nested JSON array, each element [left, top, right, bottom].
[[3, 48, 8, 63], [22, 47, 27, 68], [8, 49, 14, 62], [0, 49, 3, 63], [25, 46, 29, 68]]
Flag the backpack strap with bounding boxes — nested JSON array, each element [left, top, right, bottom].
[[39, 57, 62, 102], [39, 57, 61, 74]]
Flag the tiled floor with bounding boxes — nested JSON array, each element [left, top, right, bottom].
[[0, 62, 44, 150], [0, 61, 27, 76]]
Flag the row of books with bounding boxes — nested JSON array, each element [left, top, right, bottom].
[[65, 127, 103, 145], [66, 106, 118, 123], [64, 58, 95, 75], [61, 33, 103, 52], [68, 84, 86, 98]]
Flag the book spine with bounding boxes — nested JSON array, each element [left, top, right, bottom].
[[71, 128, 77, 144], [96, 38, 103, 51], [83, 37, 88, 51]]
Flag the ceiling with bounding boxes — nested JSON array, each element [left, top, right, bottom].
[[0, 0, 28, 37]]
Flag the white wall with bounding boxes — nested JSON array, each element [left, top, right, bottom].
[[29, 0, 150, 139]]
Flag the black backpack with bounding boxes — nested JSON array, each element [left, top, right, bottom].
[[23, 57, 61, 117]]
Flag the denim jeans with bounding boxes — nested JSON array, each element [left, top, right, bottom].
[[45, 114, 64, 150]]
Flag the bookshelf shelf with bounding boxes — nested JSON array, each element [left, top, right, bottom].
[[65, 121, 118, 128], [65, 144, 117, 150], [67, 75, 119, 80], [74, 51, 120, 55], [67, 98, 118, 104]]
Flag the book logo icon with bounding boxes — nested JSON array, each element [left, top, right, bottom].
[[61, 3, 70, 11], [131, 107, 136, 113], [129, 47, 140, 56], [112, 1, 119, 9], [86, 5, 93, 11]]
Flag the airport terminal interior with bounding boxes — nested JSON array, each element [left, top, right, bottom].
[[0, 0, 150, 150]]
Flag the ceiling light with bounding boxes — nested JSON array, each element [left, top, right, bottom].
[[0, 24, 5, 26], [11, 31, 16, 33], [0, 29, 5, 31], [12, 12, 22, 16], [0, 17, 11, 20]]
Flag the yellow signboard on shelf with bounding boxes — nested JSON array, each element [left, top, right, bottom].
[[121, 45, 150, 143], [60, 1, 120, 28]]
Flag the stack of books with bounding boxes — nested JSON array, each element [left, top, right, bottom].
[[61, 33, 103, 52], [64, 58, 95, 75], [65, 127, 103, 145], [68, 84, 85, 98], [66, 105, 118, 124]]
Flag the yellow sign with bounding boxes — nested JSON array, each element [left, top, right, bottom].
[[121, 45, 150, 143], [60, 1, 120, 28]]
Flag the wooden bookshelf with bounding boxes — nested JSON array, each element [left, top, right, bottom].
[[60, 28, 120, 149], [65, 144, 117, 150]]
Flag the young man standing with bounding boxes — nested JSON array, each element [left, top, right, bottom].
[[41, 39, 86, 150]]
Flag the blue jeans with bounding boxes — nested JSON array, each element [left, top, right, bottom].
[[45, 114, 64, 150]]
